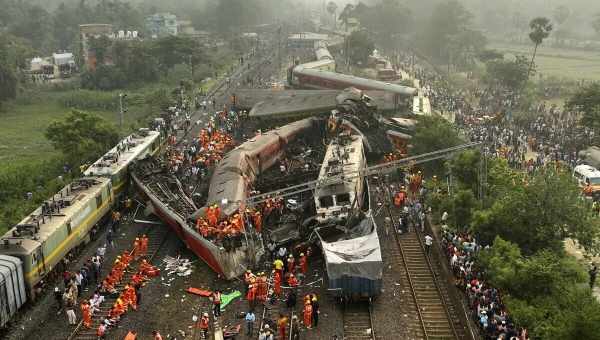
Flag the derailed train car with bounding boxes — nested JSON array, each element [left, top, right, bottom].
[[141, 117, 322, 279], [203, 117, 320, 216], [314, 134, 382, 300]]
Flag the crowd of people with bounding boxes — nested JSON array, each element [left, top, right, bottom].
[[441, 226, 528, 340], [57, 233, 160, 339]]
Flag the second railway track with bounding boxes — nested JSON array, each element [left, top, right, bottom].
[[394, 230, 459, 339]]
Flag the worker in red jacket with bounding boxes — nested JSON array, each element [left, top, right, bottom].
[[298, 253, 307, 275]]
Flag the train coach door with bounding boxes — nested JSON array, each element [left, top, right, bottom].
[[33, 245, 47, 278]]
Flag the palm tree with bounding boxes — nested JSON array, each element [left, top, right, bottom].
[[327, 1, 338, 29], [527, 17, 553, 78]]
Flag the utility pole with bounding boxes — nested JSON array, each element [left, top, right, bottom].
[[189, 54, 194, 80], [118, 93, 127, 133], [278, 25, 282, 75]]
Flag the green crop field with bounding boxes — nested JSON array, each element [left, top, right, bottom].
[[0, 92, 150, 165], [489, 42, 600, 81]]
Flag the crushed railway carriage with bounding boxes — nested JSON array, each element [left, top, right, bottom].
[[0, 256, 26, 327], [84, 129, 162, 198], [315, 134, 366, 222], [134, 118, 319, 279], [0, 177, 113, 298], [320, 213, 382, 300]]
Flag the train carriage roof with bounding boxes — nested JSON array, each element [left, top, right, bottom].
[[316, 135, 365, 197], [294, 66, 417, 96], [0, 177, 111, 254], [83, 130, 160, 177]]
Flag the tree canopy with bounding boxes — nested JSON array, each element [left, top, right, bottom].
[[45, 110, 120, 166], [478, 237, 600, 339], [484, 55, 532, 91], [471, 167, 597, 255], [566, 83, 600, 138]]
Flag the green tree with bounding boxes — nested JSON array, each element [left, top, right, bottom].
[[527, 17, 553, 78], [472, 168, 596, 255], [452, 189, 476, 230], [566, 83, 600, 139], [0, 45, 18, 107], [45, 110, 120, 166], [151, 36, 197, 73], [410, 116, 463, 174], [346, 30, 375, 66], [478, 237, 600, 339], [484, 55, 532, 91], [447, 150, 481, 194]]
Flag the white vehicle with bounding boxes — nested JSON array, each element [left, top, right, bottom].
[[573, 164, 600, 197]]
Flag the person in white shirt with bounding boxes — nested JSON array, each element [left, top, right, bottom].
[[424, 234, 433, 255]]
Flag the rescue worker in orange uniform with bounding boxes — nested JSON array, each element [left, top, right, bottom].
[[256, 273, 268, 302], [394, 187, 407, 208], [246, 284, 257, 310], [273, 270, 282, 296], [124, 330, 137, 340], [303, 299, 313, 329], [277, 313, 288, 340], [252, 211, 262, 233], [197, 312, 210, 338], [287, 273, 299, 287], [243, 269, 254, 295], [81, 300, 92, 328], [132, 238, 141, 259], [298, 253, 308, 275], [287, 254, 295, 273], [123, 284, 137, 310], [140, 235, 148, 257], [139, 259, 160, 277]]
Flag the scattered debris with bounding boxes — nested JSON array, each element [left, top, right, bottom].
[[163, 255, 193, 277]]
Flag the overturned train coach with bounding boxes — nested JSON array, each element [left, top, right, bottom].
[[136, 117, 323, 280]]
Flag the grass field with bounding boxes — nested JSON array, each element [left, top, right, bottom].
[[489, 42, 600, 81], [0, 91, 151, 164]]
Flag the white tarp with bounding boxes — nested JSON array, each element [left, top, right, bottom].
[[321, 214, 382, 281]]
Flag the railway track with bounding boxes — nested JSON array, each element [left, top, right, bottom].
[[343, 301, 377, 340], [67, 224, 168, 340], [372, 172, 465, 340], [391, 228, 463, 340]]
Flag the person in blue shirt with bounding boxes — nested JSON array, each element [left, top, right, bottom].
[[245, 310, 256, 336]]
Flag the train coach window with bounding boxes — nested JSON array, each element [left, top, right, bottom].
[[319, 196, 334, 208], [336, 193, 351, 205], [96, 194, 103, 208]]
